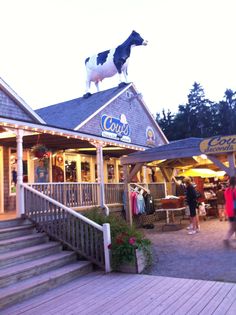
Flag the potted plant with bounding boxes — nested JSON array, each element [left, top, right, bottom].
[[85, 209, 152, 273], [31, 144, 50, 160], [108, 229, 152, 273]]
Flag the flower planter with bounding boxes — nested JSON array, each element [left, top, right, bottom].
[[116, 249, 146, 274]]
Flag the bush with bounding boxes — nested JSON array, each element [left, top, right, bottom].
[[85, 208, 152, 269]]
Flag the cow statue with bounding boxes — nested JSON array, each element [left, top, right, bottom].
[[84, 31, 148, 97]]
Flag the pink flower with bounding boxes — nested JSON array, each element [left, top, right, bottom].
[[129, 237, 136, 245]]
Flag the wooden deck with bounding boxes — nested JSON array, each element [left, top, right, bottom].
[[0, 211, 16, 220], [2, 271, 236, 315]]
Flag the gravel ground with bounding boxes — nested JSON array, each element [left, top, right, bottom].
[[141, 218, 236, 282]]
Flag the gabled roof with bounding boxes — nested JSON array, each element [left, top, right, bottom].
[[0, 77, 45, 124], [121, 137, 204, 164], [36, 84, 131, 130]]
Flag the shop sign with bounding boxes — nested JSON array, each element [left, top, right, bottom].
[[101, 114, 131, 143], [146, 126, 155, 146], [200, 135, 236, 154]]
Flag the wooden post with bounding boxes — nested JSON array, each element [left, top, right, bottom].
[[228, 153, 236, 176], [103, 223, 111, 272], [123, 164, 133, 226], [142, 165, 147, 183]]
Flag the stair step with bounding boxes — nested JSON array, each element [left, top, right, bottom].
[[0, 251, 77, 288], [0, 261, 93, 309], [0, 242, 62, 268], [0, 233, 49, 253], [0, 218, 32, 229], [0, 224, 35, 240]]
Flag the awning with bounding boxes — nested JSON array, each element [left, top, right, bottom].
[[178, 168, 221, 178]]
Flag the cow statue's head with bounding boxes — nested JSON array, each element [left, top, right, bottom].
[[84, 31, 147, 98], [128, 30, 148, 47]]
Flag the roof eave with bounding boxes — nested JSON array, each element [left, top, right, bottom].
[[0, 77, 46, 124]]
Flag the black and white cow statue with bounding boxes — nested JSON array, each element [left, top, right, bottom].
[[84, 31, 147, 97]]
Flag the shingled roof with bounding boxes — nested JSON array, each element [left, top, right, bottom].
[[36, 85, 130, 130]]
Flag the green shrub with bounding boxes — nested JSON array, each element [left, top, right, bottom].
[[85, 208, 152, 269]]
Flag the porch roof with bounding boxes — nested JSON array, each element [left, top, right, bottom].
[[121, 137, 204, 164], [0, 116, 145, 158]]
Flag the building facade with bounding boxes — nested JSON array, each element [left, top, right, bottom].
[[0, 78, 168, 214]]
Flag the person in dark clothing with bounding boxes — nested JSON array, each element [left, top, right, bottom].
[[144, 192, 155, 215], [183, 177, 200, 235]]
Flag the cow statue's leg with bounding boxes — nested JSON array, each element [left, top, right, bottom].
[[85, 78, 91, 94], [118, 66, 129, 88], [83, 78, 92, 98], [94, 81, 100, 92]]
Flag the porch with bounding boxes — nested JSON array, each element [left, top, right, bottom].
[[2, 271, 236, 315], [2, 217, 236, 315]]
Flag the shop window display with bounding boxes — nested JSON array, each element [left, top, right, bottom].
[[107, 164, 115, 183], [65, 160, 77, 182], [81, 161, 91, 182], [35, 159, 49, 183], [52, 154, 64, 182], [118, 165, 124, 182]]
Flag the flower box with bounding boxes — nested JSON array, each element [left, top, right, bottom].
[[116, 249, 146, 274]]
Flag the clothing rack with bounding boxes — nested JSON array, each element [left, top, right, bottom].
[[129, 183, 150, 194]]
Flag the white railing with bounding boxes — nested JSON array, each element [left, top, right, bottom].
[[104, 183, 124, 204], [146, 182, 166, 199], [22, 183, 111, 272], [28, 182, 166, 208], [133, 182, 166, 199], [28, 182, 99, 208]]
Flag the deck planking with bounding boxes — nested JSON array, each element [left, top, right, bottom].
[[2, 272, 236, 315]]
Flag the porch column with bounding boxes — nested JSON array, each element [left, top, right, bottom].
[[16, 129, 24, 217], [93, 142, 106, 212]]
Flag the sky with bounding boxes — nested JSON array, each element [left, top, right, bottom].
[[1, 0, 236, 115]]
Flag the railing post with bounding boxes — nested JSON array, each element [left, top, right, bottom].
[[103, 223, 111, 272], [16, 129, 24, 217]]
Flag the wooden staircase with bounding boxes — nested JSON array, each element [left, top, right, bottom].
[[0, 218, 93, 310]]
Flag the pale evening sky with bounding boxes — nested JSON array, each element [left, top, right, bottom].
[[1, 0, 236, 115]]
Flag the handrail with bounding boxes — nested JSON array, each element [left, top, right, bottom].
[[22, 183, 111, 272], [22, 184, 102, 230]]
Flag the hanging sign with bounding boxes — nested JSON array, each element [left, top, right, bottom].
[[101, 114, 131, 143], [200, 135, 236, 154]]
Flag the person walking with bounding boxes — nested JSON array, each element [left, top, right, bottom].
[[224, 176, 236, 246], [216, 184, 226, 221], [183, 177, 200, 235]]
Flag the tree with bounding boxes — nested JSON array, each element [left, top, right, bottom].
[[156, 109, 175, 140], [155, 82, 234, 140]]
